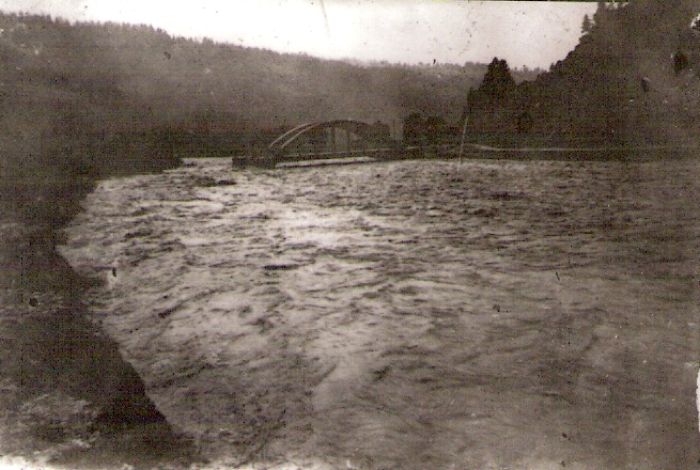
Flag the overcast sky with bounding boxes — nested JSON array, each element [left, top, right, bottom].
[[0, 1, 596, 68]]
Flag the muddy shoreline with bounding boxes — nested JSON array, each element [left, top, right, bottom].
[[0, 173, 196, 468]]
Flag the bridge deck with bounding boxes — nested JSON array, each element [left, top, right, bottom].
[[232, 147, 406, 168]]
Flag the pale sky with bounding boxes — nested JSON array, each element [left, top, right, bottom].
[[0, 1, 597, 68]]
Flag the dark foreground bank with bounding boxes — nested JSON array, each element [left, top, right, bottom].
[[0, 163, 199, 469]]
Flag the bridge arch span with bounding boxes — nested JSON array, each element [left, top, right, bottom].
[[268, 119, 394, 157]]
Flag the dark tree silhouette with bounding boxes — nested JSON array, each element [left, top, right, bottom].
[[424, 115, 447, 144], [582, 14, 593, 34], [462, 58, 520, 136], [593, 1, 608, 24], [516, 111, 534, 134], [480, 58, 516, 102], [403, 113, 424, 145]]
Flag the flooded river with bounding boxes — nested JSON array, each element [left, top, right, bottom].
[[59, 157, 700, 469]]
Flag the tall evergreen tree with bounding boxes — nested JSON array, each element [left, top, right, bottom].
[[480, 57, 516, 102], [593, 1, 608, 25], [582, 14, 593, 34]]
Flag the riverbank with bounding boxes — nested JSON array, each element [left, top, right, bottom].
[[0, 166, 196, 468], [232, 142, 700, 170], [458, 142, 700, 161]]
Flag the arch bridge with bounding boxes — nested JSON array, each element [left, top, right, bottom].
[[235, 120, 399, 167]]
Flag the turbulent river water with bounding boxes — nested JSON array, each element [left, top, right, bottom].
[[60, 157, 700, 469]]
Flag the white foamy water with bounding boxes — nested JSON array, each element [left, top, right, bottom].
[[60, 157, 700, 469]]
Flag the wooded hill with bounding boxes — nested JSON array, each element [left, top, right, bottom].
[[466, 0, 700, 148], [0, 12, 538, 163], [0, 11, 542, 224]]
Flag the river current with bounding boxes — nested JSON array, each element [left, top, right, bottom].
[[60, 157, 700, 469]]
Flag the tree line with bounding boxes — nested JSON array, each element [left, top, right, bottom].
[[0, 11, 537, 223]]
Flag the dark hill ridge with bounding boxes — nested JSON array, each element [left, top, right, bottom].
[[0, 11, 541, 169]]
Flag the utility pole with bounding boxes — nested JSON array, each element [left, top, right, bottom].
[[459, 107, 469, 159]]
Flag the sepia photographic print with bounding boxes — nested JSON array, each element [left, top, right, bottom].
[[0, 0, 699, 468]]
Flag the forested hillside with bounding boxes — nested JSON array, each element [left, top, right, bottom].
[[0, 11, 544, 224], [466, 0, 700, 147]]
